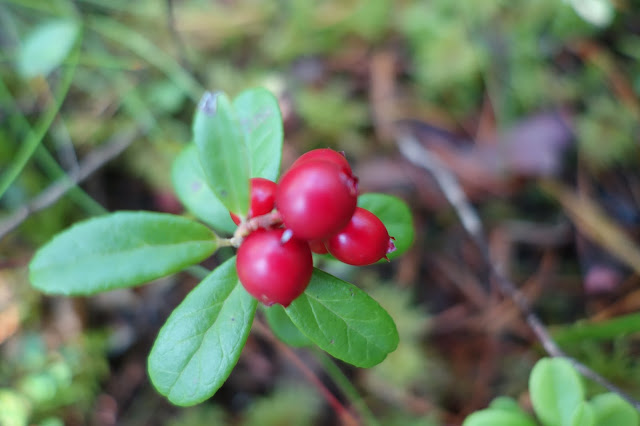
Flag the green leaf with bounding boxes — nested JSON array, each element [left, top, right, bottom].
[[17, 19, 80, 78], [263, 305, 312, 347], [464, 397, 537, 426], [233, 88, 283, 181], [148, 257, 257, 406], [552, 313, 640, 344], [489, 396, 527, 413], [358, 193, 415, 260], [171, 144, 237, 234], [242, 385, 321, 426], [529, 357, 585, 426], [29, 212, 217, 295], [285, 269, 398, 367], [463, 409, 537, 426], [590, 393, 639, 426], [193, 92, 250, 217], [570, 402, 595, 426]]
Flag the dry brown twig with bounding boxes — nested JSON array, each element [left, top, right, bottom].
[[0, 127, 138, 242], [395, 129, 640, 411]]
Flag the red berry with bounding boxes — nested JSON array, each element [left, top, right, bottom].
[[275, 160, 358, 241], [326, 207, 396, 266], [290, 148, 352, 174], [236, 228, 312, 307], [230, 177, 277, 225], [308, 239, 328, 254]]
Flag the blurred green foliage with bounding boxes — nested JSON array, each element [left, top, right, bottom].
[[1, 0, 635, 239], [1, 0, 639, 423], [242, 384, 321, 426], [0, 331, 109, 425]]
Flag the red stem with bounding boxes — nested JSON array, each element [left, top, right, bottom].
[[252, 319, 360, 426], [231, 210, 283, 247]]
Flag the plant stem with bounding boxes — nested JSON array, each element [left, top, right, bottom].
[[229, 210, 283, 247], [252, 319, 361, 426], [312, 349, 380, 426]]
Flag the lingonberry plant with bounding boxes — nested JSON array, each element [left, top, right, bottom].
[[28, 88, 414, 406], [464, 357, 639, 426]]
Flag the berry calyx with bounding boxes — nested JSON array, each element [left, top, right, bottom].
[[289, 148, 352, 174], [326, 207, 396, 266], [236, 228, 312, 307], [230, 177, 277, 225], [275, 159, 358, 241]]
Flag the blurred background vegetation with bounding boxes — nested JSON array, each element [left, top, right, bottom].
[[1, 0, 639, 425]]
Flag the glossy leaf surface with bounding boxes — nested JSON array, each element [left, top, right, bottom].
[[263, 304, 312, 347], [285, 269, 398, 367], [529, 357, 585, 426], [233, 87, 283, 181], [193, 92, 250, 217], [148, 258, 257, 406], [30, 212, 217, 295], [171, 144, 237, 234]]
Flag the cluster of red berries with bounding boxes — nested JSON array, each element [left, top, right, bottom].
[[233, 149, 396, 307]]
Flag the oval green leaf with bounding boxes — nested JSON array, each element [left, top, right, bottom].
[[233, 88, 283, 181], [148, 257, 257, 406], [529, 357, 585, 426], [285, 269, 399, 368], [357, 193, 414, 260], [263, 304, 312, 347], [171, 144, 237, 234], [590, 393, 639, 426], [463, 409, 537, 426], [29, 212, 218, 295], [17, 19, 80, 78], [193, 92, 250, 217]]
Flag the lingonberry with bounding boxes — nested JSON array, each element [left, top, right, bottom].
[[275, 159, 358, 241], [326, 207, 396, 266], [236, 228, 312, 307], [308, 239, 328, 254], [230, 177, 277, 225], [289, 148, 352, 174]]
